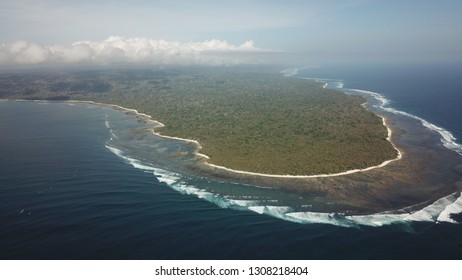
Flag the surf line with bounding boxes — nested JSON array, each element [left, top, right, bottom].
[[65, 99, 402, 179]]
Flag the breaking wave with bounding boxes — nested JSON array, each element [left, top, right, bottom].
[[280, 68, 298, 77], [349, 88, 462, 156], [105, 144, 462, 227], [296, 68, 462, 156], [105, 145, 285, 211]]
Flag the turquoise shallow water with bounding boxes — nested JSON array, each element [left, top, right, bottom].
[[1, 64, 462, 259]]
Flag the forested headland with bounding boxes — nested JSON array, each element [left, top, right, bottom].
[[0, 66, 397, 175]]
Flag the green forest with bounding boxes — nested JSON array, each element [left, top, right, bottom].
[[0, 66, 397, 175]]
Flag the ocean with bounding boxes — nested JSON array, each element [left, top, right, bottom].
[[1, 63, 462, 259]]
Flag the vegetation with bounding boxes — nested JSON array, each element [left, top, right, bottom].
[[0, 66, 397, 175]]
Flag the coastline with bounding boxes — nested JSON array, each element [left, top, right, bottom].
[[78, 99, 404, 179], [3, 97, 403, 179]]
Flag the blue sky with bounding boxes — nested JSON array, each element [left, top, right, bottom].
[[1, 0, 461, 66]]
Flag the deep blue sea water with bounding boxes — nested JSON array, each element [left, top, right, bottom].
[[1, 64, 462, 259]]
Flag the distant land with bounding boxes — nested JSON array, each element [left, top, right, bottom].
[[0, 66, 397, 175]]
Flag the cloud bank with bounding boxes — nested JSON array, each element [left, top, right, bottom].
[[0, 36, 272, 66]]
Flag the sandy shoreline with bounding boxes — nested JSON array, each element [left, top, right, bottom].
[[77, 100, 403, 179], [4, 98, 402, 179]]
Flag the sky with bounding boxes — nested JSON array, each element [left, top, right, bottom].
[[1, 0, 462, 67]]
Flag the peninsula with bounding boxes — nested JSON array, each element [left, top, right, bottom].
[[0, 66, 397, 175]]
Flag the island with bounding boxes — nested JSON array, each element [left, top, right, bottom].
[[0, 66, 397, 176], [2, 65, 462, 215]]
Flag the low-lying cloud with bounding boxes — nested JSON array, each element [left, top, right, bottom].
[[0, 36, 272, 66]]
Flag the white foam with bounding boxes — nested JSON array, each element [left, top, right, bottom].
[[249, 206, 265, 214], [437, 193, 462, 223], [175, 184, 208, 198], [280, 66, 322, 78], [131, 162, 156, 172], [345, 213, 409, 227], [106, 144, 180, 186], [286, 211, 407, 227], [149, 166, 182, 185], [349, 89, 462, 156], [106, 145, 158, 172], [156, 174, 179, 185], [285, 212, 345, 226], [350, 89, 391, 107], [405, 194, 457, 222], [104, 118, 119, 140], [106, 145, 241, 208], [284, 193, 462, 227], [248, 206, 293, 219], [105, 145, 125, 158], [229, 199, 259, 207], [301, 77, 344, 90], [105, 145, 461, 228], [280, 68, 298, 77], [265, 206, 292, 218], [351, 193, 459, 226]]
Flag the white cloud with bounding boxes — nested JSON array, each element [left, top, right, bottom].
[[0, 36, 273, 66], [2, 41, 50, 65]]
